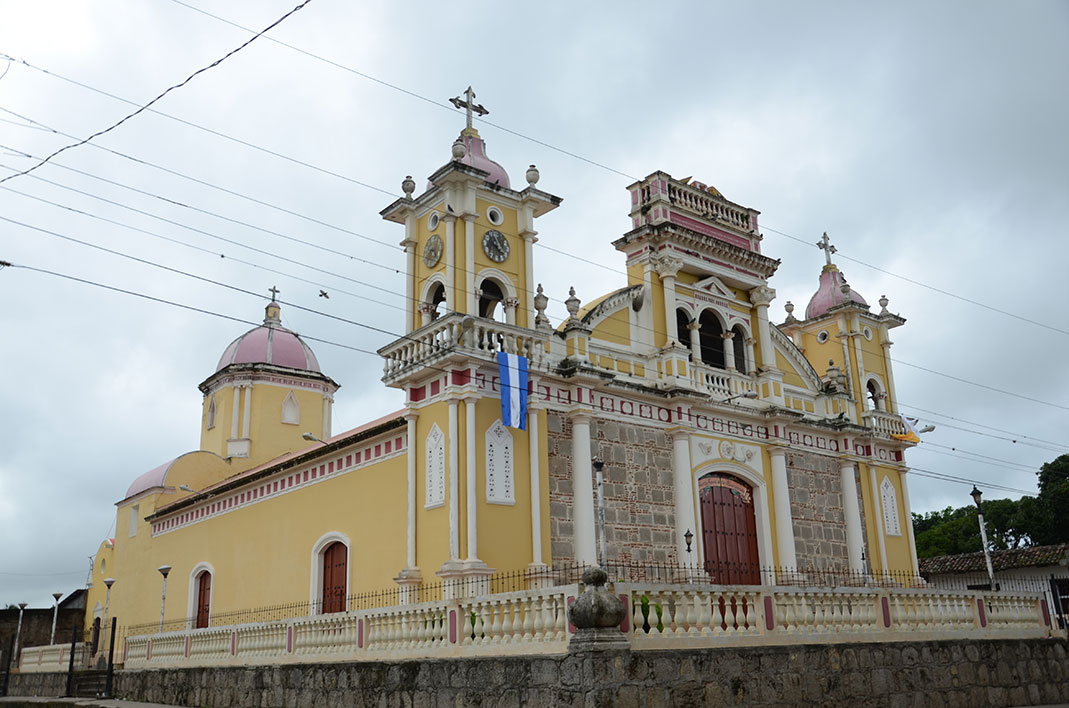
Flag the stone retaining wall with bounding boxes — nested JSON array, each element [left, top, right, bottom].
[[9, 638, 1068, 707]]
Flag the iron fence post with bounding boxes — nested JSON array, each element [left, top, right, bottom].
[[64, 622, 78, 697]]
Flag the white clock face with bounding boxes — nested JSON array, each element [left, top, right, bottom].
[[423, 234, 442, 268], [482, 229, 509, 263]]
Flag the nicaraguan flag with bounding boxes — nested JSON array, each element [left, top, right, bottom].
[[890, 415, 921, 444], [497, 352, 528, 430]]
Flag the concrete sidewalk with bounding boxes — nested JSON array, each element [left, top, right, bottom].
[[4, 700, 1069, 708]]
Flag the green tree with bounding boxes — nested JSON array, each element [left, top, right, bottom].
[[1032, 454, 1069, 545]]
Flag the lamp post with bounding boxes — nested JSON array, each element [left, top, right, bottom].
[[49, 592, 63, 645], [101, 578, 115, 653], [970, 486, 996, 592], [157, 566, 172, 633], [13, 602, 27, 665], [592, 457, 607, 567]]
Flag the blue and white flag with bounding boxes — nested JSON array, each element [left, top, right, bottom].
[[497, 352, 528, 430]]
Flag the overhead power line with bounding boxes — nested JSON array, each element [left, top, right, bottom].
[[0, 0, 314, 185]]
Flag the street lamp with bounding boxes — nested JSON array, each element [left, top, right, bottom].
[[970, 486, 996, 591], [718, 391, 759, 404], [684, 529, 694, 563], [157, 566, 172, 634], [302, 432, 327, 445], [50, 592, 63, 645], [101, 578, 115, 653], [13, 602, 27, 665]]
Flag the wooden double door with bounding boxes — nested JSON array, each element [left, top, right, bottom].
[[699, 473, 761, 585], [321, 541, 348, 613]]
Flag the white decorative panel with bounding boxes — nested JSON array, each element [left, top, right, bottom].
[[425, 424, 445, 508], [281, 390, 300, 424], [881, 476, 901, 536], [206, 395, 217, 429], [485, 419, 514, 505]]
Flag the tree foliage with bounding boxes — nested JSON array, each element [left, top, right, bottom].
[[911, 453, 1069, 558]]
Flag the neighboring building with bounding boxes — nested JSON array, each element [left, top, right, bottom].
[[921, 543, 1069, 621], [1, 590, 85, 663], [84, 95, 923, 636]]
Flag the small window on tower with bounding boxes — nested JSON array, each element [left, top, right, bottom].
[[128, 504, 139, 537], [282, 391, 300, 425], [487, 206, 504, 226], [206, 395, 216, 430], [428, 212, 440, 231]]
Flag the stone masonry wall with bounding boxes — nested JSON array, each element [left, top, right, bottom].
[[547, 412, 677, 565], [786, 450, 850, 570], [9, 638, 1069, 707]]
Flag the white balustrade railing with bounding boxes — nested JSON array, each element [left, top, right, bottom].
[[16, 642, 91, 673], [379, 313, 549, 381], [666, 182, 755, 232], [861, 410, 907, 437], [120, 582, 1051, 669]]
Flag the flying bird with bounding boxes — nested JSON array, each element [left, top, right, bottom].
[[319, 290, 329, 299]]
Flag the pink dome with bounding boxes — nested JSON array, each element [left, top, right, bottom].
[[216, 302, 321, 373], [805, 266, 869, 319], [430, 132, 510, 189]]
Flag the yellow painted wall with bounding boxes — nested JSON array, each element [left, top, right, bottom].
[[590, 309, 631, 347]]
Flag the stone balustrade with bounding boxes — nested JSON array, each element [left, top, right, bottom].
[[116, 580, 1054, 671], [379, 312, 549, 383], [666, 182, 754, 232], [862, 410, 908, 437], [623, 583, 1052, 648], [16, 642, 90, 673]]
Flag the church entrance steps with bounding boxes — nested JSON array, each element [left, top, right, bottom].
[[119, 580, 1053, 670]]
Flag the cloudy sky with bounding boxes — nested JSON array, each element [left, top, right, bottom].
[[1, 1, 1066, 607]]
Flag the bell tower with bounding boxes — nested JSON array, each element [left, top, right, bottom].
[[381, 87, 561, 334]]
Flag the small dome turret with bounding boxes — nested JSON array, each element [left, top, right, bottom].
[[215, 300, 321, 373], [805, 265, 869, 319]]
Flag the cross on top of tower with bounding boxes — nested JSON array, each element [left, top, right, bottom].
[[268, 285, 280, 302], [449, 86, 489, 131], [816, 232, 837, 266]]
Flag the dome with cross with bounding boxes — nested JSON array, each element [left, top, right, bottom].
[[804, 233, 869, 319], [215, 295, 321, 373]]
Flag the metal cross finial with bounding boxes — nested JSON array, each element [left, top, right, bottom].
[[816, 232, 837, 266], [268, 285, 280, 302], [449, 86, 489, 131]]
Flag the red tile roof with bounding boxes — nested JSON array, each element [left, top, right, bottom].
[[920, 543, 1069, 575]]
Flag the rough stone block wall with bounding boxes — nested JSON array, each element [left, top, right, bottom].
[[547, 412, 677, 565], [11, 638, 1067, 707], [786, 451, 849, 570]]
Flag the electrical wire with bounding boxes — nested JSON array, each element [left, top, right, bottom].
[[893, 358, 1069, 412], [908, 466, 1035, 496], [0, 0, 315, 185], [897, 401, 1066, 452]]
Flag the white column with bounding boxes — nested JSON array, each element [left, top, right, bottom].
[[722, 332, 736, 371], [662, 273, 677, 346], [465, 216, 476, 316], [839, 461, 864, 574], [529, 405, 544, 566], [322, 396, 332, 439], [749, 286, 777, 372], [881, 337, 899, 414], [523, 228, 537, 328], [403, 215, 416, 332], [448, 398, 460, 560], [464, 397, 478, 561], [670, 429, 697, 564], [768, 447, 797, 571], [241, 384, 252, 438], [900, 470, 920, 574], [444, 215, 456, 313], [687, 321, 701, 361], [570, 413, 597, 564], [230, 386, 241, 439], [867, 464, 889, 575], [406, 414, 418, 568]]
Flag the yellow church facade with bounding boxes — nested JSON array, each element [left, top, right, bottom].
[[84, 95, 921, 638]]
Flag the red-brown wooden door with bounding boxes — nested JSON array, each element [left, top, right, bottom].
[[195, 572, 211, 628], [699, 474, 761, 585], [321, 542, 347, 613]]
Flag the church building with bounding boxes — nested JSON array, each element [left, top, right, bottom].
[[85, 91, 920, 635]]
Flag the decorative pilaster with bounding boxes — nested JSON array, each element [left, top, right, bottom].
[[448, 398, 460, 559], [464, 215, 476, 315], [528, 400, 545, 569], [900, 471, 920, 575], [464, 397, 479, 561], [669, 429, 696, 565], [768, 447, 797, 573], [839, 461, 865, 574], [867, 464, 889, 575], [654, 257, 684, 347], [722, 331, 736, 371], [570, 412, 597, 564], [444, 214, 456, 313], [749, 286, 777, 373]]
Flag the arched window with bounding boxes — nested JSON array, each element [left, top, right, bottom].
[[478, 279, 506, 321], [282, 390, 300, 424], [880, 477, 901, 536], [485, 420, 514, 504], [428, 282, 446, 319], [206, 395, 217, 429], [732, 325, 748, 373], [676, 309, 693, 351], [866, 379, 884, 411], [698, 311, 725, 368], [187, 563, 215, 630], [321, 541, 348, 613]]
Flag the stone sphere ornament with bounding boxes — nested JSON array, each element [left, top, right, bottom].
[[452, 138, 467, 160], [401, 175, 415, 196], [526, 164, 540, 186]]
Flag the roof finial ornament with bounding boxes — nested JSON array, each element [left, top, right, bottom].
[[565, 286, 581, 320], [265, 286, 282, 325], [449, 86, 489, 132], [816, 232, 837, 267], [268, 285, 280, 302]]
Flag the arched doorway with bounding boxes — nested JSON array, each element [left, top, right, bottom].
[[699, 473, 761, 584], [321, 541, 348, 613], [195, 571, 211, 628], [698, 311, 725, 368]]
